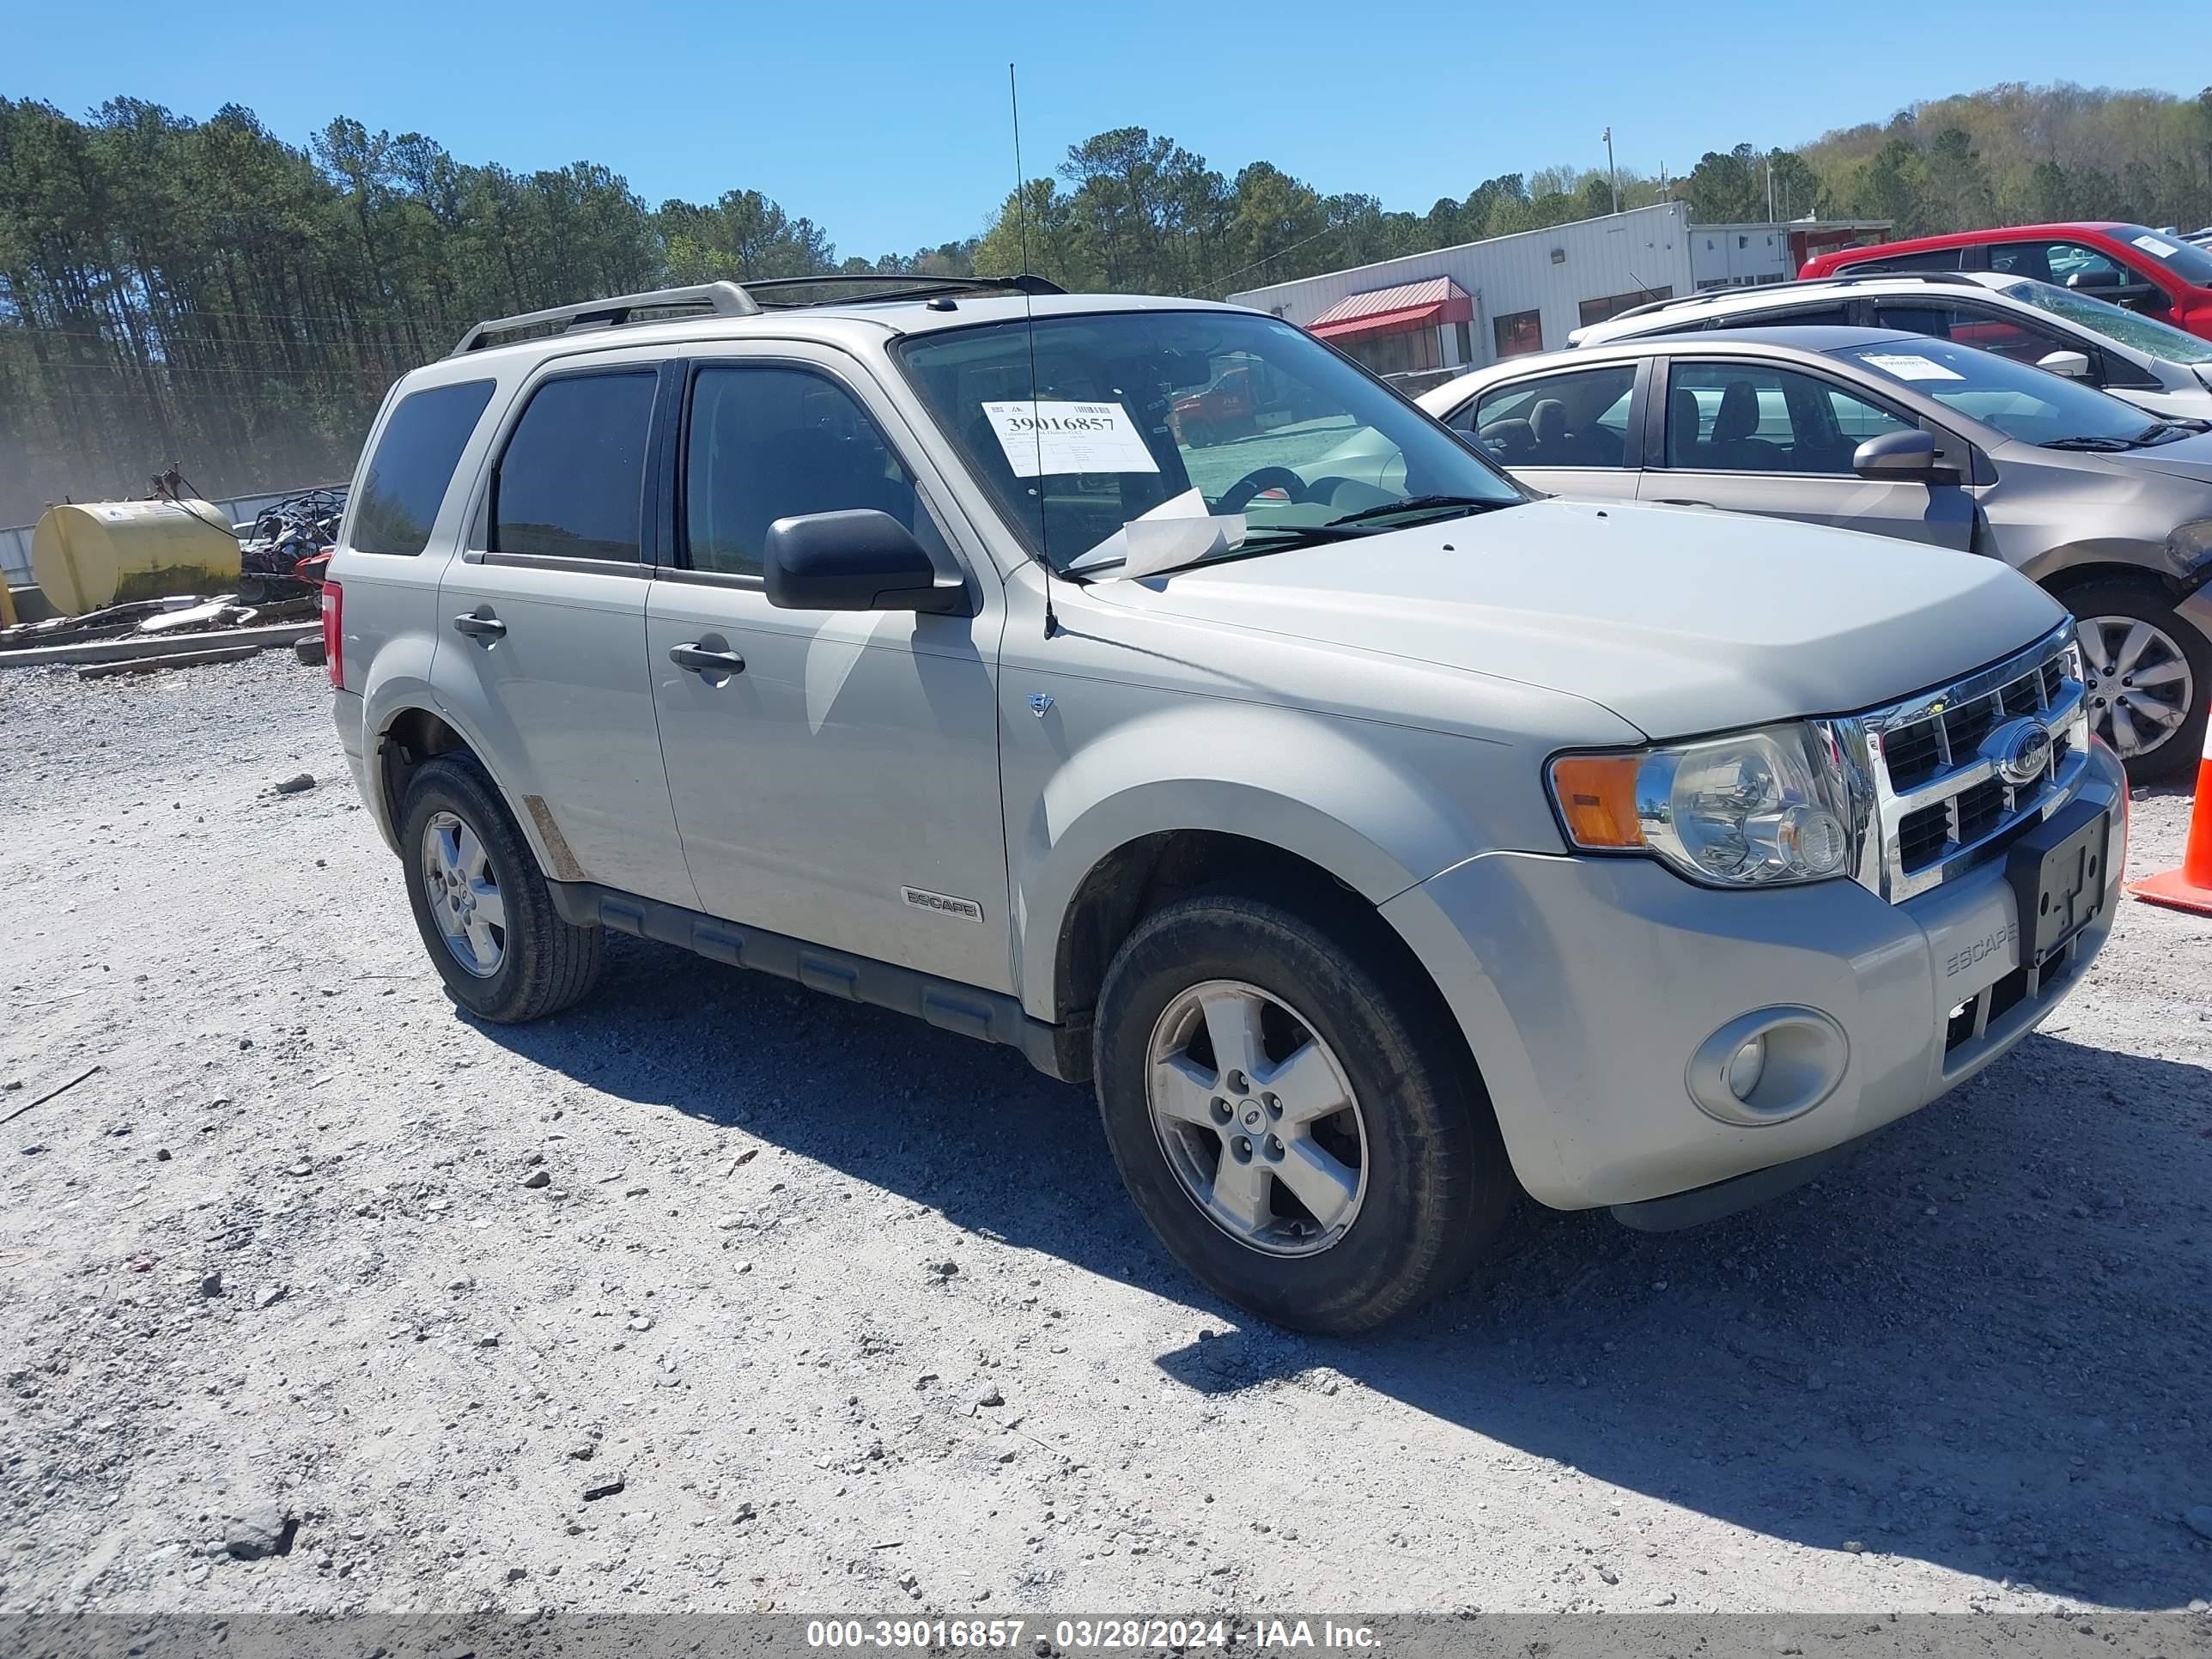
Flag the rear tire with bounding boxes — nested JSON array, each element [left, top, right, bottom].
[[1092, 890, 1515, 1334], [2062, 580, 2208, 783], [398, 756, 604, 1023]]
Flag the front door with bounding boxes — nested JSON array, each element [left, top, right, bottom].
[[1641, 358, 1977, 550], [434, 359, 700, 909], [645, 349, 1012, 993]]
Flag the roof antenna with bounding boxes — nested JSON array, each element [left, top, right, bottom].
[[1011, 61, 1060, 640]]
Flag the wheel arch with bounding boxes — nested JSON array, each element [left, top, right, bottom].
[[371, 697, 566, 878]]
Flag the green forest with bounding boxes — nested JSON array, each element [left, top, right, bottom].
[[4, 82, 2212, 524]]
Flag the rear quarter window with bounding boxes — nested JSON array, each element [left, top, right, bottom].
[[350, 380, 498, 556]]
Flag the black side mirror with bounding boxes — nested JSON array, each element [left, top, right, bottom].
[[763, 510, 968, 615], [1854, 428, 1945, 481]]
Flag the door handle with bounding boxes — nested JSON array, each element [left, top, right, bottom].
[[1653, 498, 1714, 508], [669, 641, 746, 678], [452, 611, 507, 640]]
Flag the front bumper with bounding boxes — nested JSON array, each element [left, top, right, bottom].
[[1379, 743, 2126, 1212]]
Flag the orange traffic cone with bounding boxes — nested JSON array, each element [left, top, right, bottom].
[[2129, 721, 2212, 915]]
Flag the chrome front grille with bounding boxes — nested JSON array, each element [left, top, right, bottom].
[[1834, 622, 2090, 902]]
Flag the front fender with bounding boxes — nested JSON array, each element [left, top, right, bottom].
[[1009, 696, 1544, 1019]]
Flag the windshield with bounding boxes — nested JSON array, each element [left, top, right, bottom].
[[1836, 337, 2172, 447], [2109, 224, 2212, 287], [896, 308, 1523, 574], [2006, 276, 2212, 364]]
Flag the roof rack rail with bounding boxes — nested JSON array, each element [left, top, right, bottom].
[[737, 272, 1067, 307], [448, 281, 761, 356], [1599, 267, 1984, 329]]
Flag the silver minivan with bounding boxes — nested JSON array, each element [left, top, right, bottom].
[[1419, 326, 2212, 778]]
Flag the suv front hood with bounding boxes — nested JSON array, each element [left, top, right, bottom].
[[1105, 499, 2063, 738]]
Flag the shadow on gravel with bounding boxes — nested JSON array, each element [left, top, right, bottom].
[[478, 933, 2212, 1612]]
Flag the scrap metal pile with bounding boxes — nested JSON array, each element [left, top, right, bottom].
[[2, 476, 345, 678]]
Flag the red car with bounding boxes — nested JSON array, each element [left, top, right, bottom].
[[1800, 222, 2212, 342], [1173, 364, 1256, 447]]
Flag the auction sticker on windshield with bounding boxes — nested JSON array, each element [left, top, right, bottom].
[[2134, 234, 2180, 258], [1862, 353, 1965, 381], [982, 400, 1161, 477]]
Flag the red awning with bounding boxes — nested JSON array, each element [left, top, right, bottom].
[[1307, 276, 1474, 344]]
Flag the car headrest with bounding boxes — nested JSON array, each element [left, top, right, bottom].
[[1715, 380, 1761, 444], [1529, 399, 1569, 447]]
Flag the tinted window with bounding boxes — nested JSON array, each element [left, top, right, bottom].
[[1838, 248, 1964, 274], [1468, 364, 1636, 468], [1723, 304, 1852, 329], [350, 380, 495, 556], [491, 371, 657, 562], [684, 367, 926, 579], [1989, 240, 2126, 289], [1665, 362, 1914, 474], [1872, 301, 2072, 367]]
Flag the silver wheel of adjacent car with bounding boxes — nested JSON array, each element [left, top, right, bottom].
[[2078, 614, 2194, 763], [1145, 979, 1368, 1258], [421, 810, 507, 977]]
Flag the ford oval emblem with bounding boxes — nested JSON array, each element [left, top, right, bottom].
[[1992, 720, 2054, 787]]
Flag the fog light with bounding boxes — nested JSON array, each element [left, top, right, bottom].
[[1686, 1006, 1850, 1127], [1725, 1035, 1767, 1100]]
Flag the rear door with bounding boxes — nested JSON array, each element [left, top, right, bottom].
[[433, 356, 700, 909], [1639, 356, 1977, 550], [1441, 361, 1644, 500], [644, 345, 1012, 992]]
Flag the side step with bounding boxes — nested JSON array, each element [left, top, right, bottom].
[[547, 880, 1088, 1083]]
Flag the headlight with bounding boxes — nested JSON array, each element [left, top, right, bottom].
[[1548, 722, 1858, 888], [2166, 519, 2212, 580]]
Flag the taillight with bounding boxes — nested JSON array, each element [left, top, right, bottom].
[[321, 579, 344, 690]]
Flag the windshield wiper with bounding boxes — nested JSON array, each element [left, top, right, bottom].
[[1322, 494, 1515, 529], [2041, 434, 2136, 451]]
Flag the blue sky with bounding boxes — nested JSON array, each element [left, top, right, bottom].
[[9, 0, 2208, 257]]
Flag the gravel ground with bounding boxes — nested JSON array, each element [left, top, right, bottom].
[[1, 652, 2208, 1619]]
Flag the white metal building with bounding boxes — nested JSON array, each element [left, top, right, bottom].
[[1229, 204, 1887, 379]]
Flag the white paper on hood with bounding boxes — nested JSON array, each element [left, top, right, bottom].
[[981, 399, 1161, 477], [1861, 352, 1963, 382], [1070, 487, 1246, 580]]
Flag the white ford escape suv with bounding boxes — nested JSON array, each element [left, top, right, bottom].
[[327, 276, 2125, 1334]]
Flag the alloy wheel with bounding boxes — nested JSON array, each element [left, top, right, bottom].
[[421, 810, 507, 977], [2077, 615, 2193, 762], [1145, 980, 1369, 1257]]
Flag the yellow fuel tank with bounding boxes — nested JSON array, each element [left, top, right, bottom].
[[31, 498, 241, 615]]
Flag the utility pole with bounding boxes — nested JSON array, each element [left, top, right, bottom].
[[1603, 127, 1619, 214], [1765, 149, 1775, 223]]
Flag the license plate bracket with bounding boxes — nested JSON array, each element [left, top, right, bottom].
[[2003, 796, 2111, 965]]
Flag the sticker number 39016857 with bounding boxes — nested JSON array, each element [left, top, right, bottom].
[[981, 400, 1162, 477]]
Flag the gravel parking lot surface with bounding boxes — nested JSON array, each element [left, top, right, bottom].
[[2, 653, 2208, 1618]]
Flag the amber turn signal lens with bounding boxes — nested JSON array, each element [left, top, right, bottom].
[[1548, 754, 1644, 848]]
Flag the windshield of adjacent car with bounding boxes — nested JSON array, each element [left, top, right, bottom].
[[2107, 224, 2212, 287], [1835, 337, 2176, 447], [2004, 276, 2212, 364], [895, 309, 1524, 574]]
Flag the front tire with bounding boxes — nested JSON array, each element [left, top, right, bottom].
[[399, 756, 604, 1023], [1092, 890, 1515, 1334], [2065, 581, 2208, 782]]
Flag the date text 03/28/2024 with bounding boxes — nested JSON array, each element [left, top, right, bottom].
[[804, 1619, 1382, 1650]]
